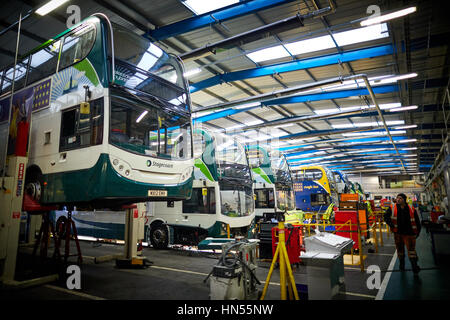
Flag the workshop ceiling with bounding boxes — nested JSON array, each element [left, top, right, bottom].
[[1, 0, 449, 178]]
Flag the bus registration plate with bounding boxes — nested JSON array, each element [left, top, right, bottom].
[[148, 190, 167, 197]]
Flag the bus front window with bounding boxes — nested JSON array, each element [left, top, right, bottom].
[[221, 186, 254, 217], [112, 23, 189, 114], [110, 95, 191, 160]]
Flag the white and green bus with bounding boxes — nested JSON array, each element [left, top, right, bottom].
[[247, 145, 295, 222], [146, 128, 255, 249], [0, 14, 194, 209]]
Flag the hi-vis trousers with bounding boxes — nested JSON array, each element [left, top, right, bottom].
[[394, 233, 417, 259]]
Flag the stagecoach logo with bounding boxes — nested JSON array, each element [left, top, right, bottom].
[[147, 160, 173, 169]]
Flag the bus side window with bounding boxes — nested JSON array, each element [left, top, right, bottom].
[[60, 98, 103, 151], [183, 188, 215, 214], [60, 108, 79, 149], [27, 40, 61, 86], [59, 24, 96, 71]]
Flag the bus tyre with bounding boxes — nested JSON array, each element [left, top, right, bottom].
[[150, 224, 168, 250], [25, 167, 43, 202]]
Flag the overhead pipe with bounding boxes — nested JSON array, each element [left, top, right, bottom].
[[195, 73, 406, 172], [180, 1, 335, 61], [279, 134, 406, 154], [193, 76, 345, 113], [361, 75, 407, 173]]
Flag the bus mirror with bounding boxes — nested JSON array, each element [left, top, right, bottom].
[[80, 102, 90, 115], [202, 188, 208, 196]]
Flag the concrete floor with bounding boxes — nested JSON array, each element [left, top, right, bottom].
[[1, 225, 448, 301]]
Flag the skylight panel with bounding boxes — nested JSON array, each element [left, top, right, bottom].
[[247, 23, 389, 63], [246, 46, 291, 63], [334, 23, 389, 46], [137, 52, 158, 71], [183, 0, 238, 15], [30, 50, 53, 68], [284, 35, 335, 56]]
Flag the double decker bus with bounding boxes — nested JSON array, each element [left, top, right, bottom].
[[292, 165, 338, 212], [247, 145, 295, 221], [332, 170, 352, 194], [0, 14, 194, 209], [146, 128, 255, 249]]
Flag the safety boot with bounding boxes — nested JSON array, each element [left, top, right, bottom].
[[410, 258, 420, 274]]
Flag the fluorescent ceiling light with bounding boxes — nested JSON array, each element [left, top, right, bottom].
[[183, 0, 238, 15], [313, 103, 401, 115], [36, 0, 69, 16], [136, 110, 148, 123], [394, 124, 417, 129], [398, 139, 417, 143], [401, 147, 418, 151], [389, 105, 418, 112], [332, 120, 404, 129], [322, 73, 412, 92], [247, 46, 290, 63], [342, 130, 406, 137], [375, 73, 418, 85], [361, 7, 417, 26]]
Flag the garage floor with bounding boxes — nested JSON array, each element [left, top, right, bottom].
[[1, 227, 448, 301]]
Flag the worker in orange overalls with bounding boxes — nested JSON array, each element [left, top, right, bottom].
[[384, 193, 422, 274]]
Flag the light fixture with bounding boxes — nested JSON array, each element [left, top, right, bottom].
[[360, 7, 417, 27], [35, 0, 70, 16], [401, 147, 418, 151], [389, 105, 418, 112], [136, 110, 148, 123], [394, 124, 417, 129]]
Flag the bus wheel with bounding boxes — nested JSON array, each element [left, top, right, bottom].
[[25, 167, 43, 202], [150, 224, 168, 250]]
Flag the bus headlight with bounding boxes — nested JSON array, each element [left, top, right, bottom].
[[179, 166, 193, 183], [112, 157, 132, 178]]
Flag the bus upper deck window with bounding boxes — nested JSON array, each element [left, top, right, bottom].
[[28, 40, 61, 86], [59, 24, 96, 71]]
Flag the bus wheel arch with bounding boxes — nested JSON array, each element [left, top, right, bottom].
[[149, 220, 169, 250]]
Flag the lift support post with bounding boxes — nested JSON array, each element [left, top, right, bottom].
[[116, 203, 148, 268], [0, 156, 28, 283]]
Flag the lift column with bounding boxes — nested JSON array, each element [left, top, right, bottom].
[[116, 203, 148, 268], [0, 156, 28, 283]]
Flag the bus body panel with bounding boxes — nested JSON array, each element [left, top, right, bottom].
[[248, 146, 295, 220], [147, 128, 255, 245], [294, 180, 330, 212], [293, 165, 338, 212], [1, 15, 195, 208]]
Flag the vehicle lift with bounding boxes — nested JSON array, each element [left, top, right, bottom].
[[0, 156, 61, 287], [115, 203, 151, 268]]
